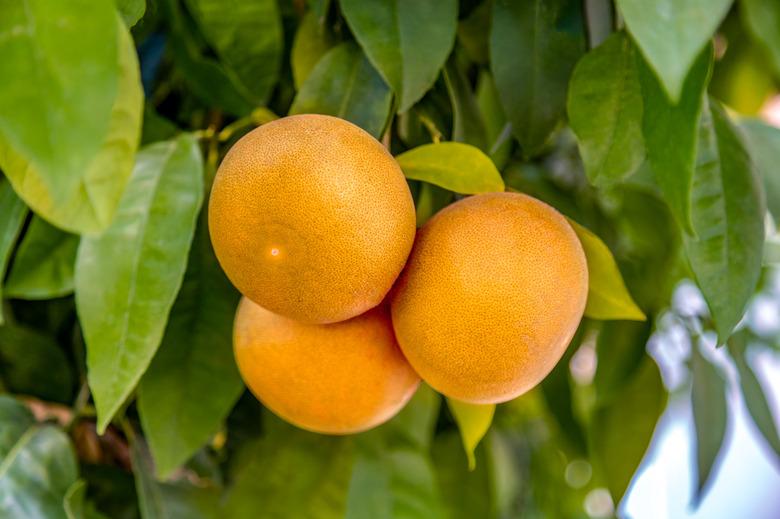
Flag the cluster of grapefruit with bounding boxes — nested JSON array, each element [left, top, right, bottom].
[[208, 114, 588, 434]]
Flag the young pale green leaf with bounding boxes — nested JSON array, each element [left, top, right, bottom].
[[475, 72, 512, 170], [615, 0, 731, 101], [64, 480, 109, 519], [396, 142, 504, 194], [728, 332, 780, 459], [444, 55, 488, 151], [0, 19, 142, 234], [184, 0, 282, 105], [115, 0, 146, 27], [685, 100, 765, 344], [490, 0, 585, 157], [0, 397, 79, 519], [0, 180, 27, 324], [639, 47, 712, 232], [76, 135, 204, 434], [740, 0, 780, 77], [740, 118, 780, 224], [340, 0, 457, 113], [4, 217, 78, 300], [137, 218, 242, 480], [568, 32, 644, 186], [292, 10, 336, 89], [290, 43, 393, 139], [446, 398, 495, 471], [591, 354, 665, 503], [567, 219, 645, 321], [0, 0, 117, 213], [691, 344, 729, 503]]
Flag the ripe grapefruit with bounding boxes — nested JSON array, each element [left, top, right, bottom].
[[233, 297, 420, 434], [209, 114, 416, 324], [390, 192, 588, 404]]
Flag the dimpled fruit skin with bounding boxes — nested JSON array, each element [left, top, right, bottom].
[[391, 192, 588, 404], [233, 297, 420, 434], [209, 114, 416, 324]]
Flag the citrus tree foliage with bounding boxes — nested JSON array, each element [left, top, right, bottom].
[[0, 0, 779, 517]]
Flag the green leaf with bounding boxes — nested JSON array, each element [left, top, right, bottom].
[[457, 1, 491, 64], [64, 480, 109, 519], [415, 184, 453, 228], [0, 12, 142, 234], [5, 216, 78, 300], [568, 32, 644, 185], [129, 433, 219, 519], [184, 0, 282, 105], [591, 354, 666, 503], [0, 180, 27, 324], [638, 46, 712, 232], [137, 218, 242, 479], [224, 417, 354, 519], [0, 324, 74, 403], [728, 332, 780, 459], [76, 136, 204, 433], [292, 10, 336, 89], [396, 142, 504, 194], [447, 398, 495, 471], [739, 118, 780, 224], [115, 0, 146, 27], [691, 344, 728, 502], [475, 72, 512, 170], [0, 396, 78, 519], [615, 0, 731, 101], [567, 219, 645, 321], [443, 55, 488, 151], [290, 43, 393, 138], [685, 100, 765, 343], [490, 0, 585, 157], [340, 0, 457, 113], [740, 0, 780, 77]]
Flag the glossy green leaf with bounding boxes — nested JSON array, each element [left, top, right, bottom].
[[639, 46, 712, 232], [591, 354, 665, 503], [444, 55, 488, 151], [415, 184, 453, 228], [457, 1, 491, 64], [292, 10, 336, 89], [567, 219, 646, 321], [129, 434, 219, 519], [0, 14, 142, 235], [728, 332, 780, 459], [115, 0, 146, 27], [5, 217, 78, 300], [76, 136, 204, 433], [0, 180, 27, 324], [340, 0, 457, 113], [740, 118, 780, 224], [0, 396, 78, 519], [475, 72, 512, 170], [685, 100, 765, 343], [615, 0, 731, 101], [64, 480, 109, 519], [490, 0, 585, 157], [691, 344, 728, 502], [184, 0, 282, 105], [290, 43, 393, 138], [447, 398, 495, 471], [740, 0, 780, 77], [137, 218, 242, 479], [568, 32, 644, 185], [0, 323, 74, 403], [224, 417, 354, 519], [396, 142, 504, 194]]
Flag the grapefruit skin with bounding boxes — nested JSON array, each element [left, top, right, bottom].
[[233, 297, 420, 434], [209, 114, 416, 324], [390, 192, 588, 404]]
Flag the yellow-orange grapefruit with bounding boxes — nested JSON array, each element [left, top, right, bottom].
[[390, 192, 588, 404], [209, 114, 416, 324], [233, 297, 420, 434]]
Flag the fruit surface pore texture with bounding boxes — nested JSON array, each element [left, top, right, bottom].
[[209, 114, 416, 324], [234, 297, 420, 434], [391, 192, 588, 404]]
